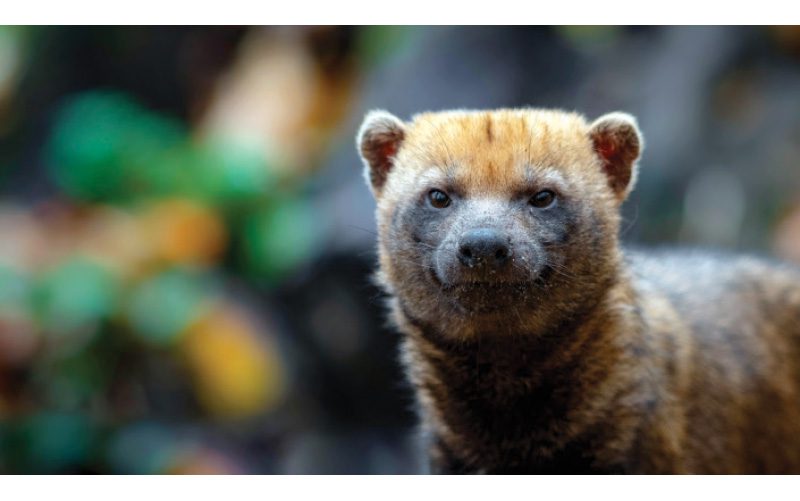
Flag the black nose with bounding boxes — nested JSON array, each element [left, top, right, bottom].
[[457, 228, 511, 269]]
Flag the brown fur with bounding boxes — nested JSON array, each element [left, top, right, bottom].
[[357, 107, 800, 474]]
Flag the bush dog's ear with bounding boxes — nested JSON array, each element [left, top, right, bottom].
[[589, 112, 643, 202], [357, 110, 406, 197]]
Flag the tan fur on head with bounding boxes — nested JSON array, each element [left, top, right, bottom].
[[358, 108, 642, 204], [358, 107, 633, 339]]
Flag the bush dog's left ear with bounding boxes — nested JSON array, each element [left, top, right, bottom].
[[357, 110, 406, 197], [589, 112, 643, 202]]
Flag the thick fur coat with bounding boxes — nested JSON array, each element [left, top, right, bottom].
[[357, 108, 800, 474]]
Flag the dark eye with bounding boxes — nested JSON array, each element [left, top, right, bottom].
[[530, 190, 556, 208], [428, 189, 451, 208]]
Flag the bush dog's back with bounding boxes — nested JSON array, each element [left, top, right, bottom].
[[357, 108, 800, 473]]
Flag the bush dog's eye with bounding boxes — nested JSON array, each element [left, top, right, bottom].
[[428, 189, 451, 208], [530, 190, 556, 208]]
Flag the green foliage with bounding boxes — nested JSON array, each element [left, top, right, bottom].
[[0, 265, 32, 311], [356, 26, 415, 68], [6, 70, 327, 473], [240, 198, 319, 283], [5, 412, 97, 473], [47, 91, 279, 207], [105, 423, 177, 474], [34, 257, 120, 335], [125, 268, 213, 346], [48, 91, 185, 202]]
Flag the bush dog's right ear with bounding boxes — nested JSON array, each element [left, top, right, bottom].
[[357, 110, 406, 197]]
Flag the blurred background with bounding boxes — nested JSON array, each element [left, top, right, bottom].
[[0, 26, 799, 474]]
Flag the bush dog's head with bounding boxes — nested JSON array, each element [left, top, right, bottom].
[[357, 109, 643, 338]]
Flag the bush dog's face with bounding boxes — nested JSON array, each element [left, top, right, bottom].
[[358, 109, 642, 337]]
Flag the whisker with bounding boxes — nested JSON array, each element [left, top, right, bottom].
[[620, 202, 639, 238], [346, 224, 379, 237], [390, 255, 438, 272]]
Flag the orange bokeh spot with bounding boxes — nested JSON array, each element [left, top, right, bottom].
[[143, 199, 227, 267]]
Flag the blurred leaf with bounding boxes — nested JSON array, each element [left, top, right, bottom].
[[182, 305, 285, 419], [47, 91, 185, 202], [34, 257, 119, 336], [125, 268, 213, 346], [10, 412, 95, 473], [0, 265, 32, 310], [194, 140, 277, 206], [40, 331, 121, 409], [240, 198, 319, 283], [142, 198, 227, 267], [106, 422, 177, 474], [356, 26, 415, 68]]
